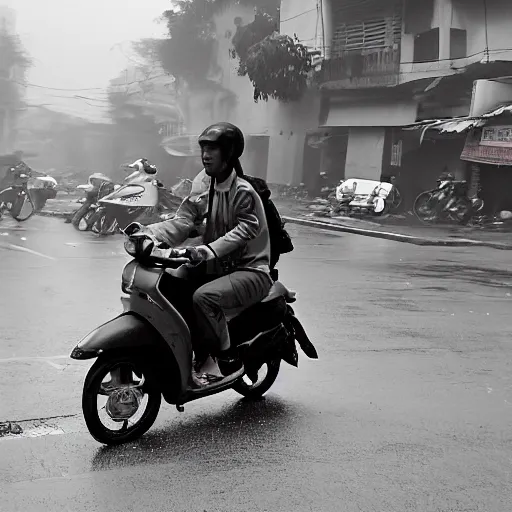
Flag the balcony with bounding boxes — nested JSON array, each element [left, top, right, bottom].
[[319, 47, 401, 90]]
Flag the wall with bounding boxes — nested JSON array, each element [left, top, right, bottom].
[[324, 99, 418, 127], [279, 0, 328, 54], [345, 127, 385, 180], [266, 92, 321, 185], [453, 0, 512, 59]]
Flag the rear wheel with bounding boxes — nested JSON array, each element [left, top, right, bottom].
[[232, 359, 281, 399], [82, 355, 161, 445]]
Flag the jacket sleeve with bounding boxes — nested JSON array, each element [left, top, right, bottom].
[[146, 196, 207, 247], [208, 189, 262, 259]]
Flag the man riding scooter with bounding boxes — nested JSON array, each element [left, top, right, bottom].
[[126, 123, 273, 387]]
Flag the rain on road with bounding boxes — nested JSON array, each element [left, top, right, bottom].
[[1, 216, 512, 512]]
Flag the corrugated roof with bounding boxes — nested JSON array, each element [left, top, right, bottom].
[[403, 103, 512, 143]]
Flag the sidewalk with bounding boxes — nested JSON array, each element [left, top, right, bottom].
[[38, 196, 512, 250], [274, 198, 512, 250]]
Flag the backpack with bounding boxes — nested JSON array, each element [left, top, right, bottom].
[[242, 175, 294, 270]]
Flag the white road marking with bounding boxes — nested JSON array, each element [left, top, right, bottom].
[[0, 355, 70, 364], [45, 360, 66, 370], [0, 242, 56, 260]]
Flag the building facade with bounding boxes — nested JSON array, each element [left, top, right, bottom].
[[294, 0, 512, 202]]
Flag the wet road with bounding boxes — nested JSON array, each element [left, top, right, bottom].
[[1, 216, 512, 512]]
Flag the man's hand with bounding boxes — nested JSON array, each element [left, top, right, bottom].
[[184, 245, 216, 265]]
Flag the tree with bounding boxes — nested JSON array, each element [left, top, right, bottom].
[[241, 33, 312, 102], [0, 30, 31, 150], [157, 0, 279, 86]]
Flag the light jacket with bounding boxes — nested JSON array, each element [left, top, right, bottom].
[[146, 169, 271, 276]]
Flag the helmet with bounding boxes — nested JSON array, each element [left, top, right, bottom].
[[198, 122, 244, 162]]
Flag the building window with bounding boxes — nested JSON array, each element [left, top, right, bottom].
[[332, 15, 402, 57], [413, 28, 440, 63]]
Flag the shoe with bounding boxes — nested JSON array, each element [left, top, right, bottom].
[[216, 349, 243, 377], [191, 371, 223, 388]]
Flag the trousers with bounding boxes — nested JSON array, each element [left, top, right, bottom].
[[192, 269, 272, 357]]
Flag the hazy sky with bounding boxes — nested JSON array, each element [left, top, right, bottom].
[[6, 0, 171, 121]]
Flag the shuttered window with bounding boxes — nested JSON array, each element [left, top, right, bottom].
[[331, 0, 403, 57], [333, 15, 402, 56]]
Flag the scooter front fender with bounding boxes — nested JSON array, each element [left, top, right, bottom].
[[70, 313, 161, 360], [71, 313, 184, 402]]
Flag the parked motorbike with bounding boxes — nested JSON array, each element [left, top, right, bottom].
[[413, 175, 484, 224], [70, 226, 318, 445], [92, 158, 182, 234], [334, 177, 402, 217], [71, 173, 116, 231], [0, 162, 43, 222], [29, 175, 58, 212]]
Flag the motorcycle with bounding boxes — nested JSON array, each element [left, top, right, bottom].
[[70, 226, 318, 445], [29, 175, 58, 212], [413, 176, 484, 224], [71, 173, 117, 231], [334, 177, 402, 217], [92, 158, 183, 234], [0, 162, 42, 222]]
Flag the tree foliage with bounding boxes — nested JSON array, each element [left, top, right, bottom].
[[243, 34, 312, 102], [157, 0, 279, 85], [230, 10, 277, 69], [158, 1, 219, 84], [0, 31, 31, 107]]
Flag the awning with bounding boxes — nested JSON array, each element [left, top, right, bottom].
[[161, 135, 201, 157], [402, 103, 512, 144], [403, 117, 485, 144]]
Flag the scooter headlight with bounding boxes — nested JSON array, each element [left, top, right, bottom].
[[124, 239, 137, 257], [121, 261, 137, 294]]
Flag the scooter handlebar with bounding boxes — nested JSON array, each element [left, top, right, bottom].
[[123, 231, 192, 266]]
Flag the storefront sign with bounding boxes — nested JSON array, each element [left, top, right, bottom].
[[480, 125, 512, 147], [461, 129, 512, 165]]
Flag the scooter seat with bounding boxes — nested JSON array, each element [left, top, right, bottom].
[[228, 296, 287, 345]]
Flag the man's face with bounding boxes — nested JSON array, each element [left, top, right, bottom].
[[201, 144, 226, 177]]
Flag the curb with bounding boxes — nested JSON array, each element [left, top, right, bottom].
[[38, 210, 71, 219], [37, 210, 512, 251], [283, 216, 512, 251]]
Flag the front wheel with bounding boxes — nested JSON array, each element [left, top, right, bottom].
[[10, 190, 35, 221], [232, 358, 281, 399], [413, 191, 436, 223], [82, 355, 161, 445], [72, 203, 92, 229]]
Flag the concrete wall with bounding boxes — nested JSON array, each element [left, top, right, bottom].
[[324, 99, 418, 127], [453, 0, 512, 59], [345, 128, 385, 181]]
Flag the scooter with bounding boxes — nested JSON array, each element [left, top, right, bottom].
[[70, 226, 318, 445], [414, 174, 484, 224], [0, 162, 40, 222], [93, 158, 182, 234], [71, 173, 116, 231]]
